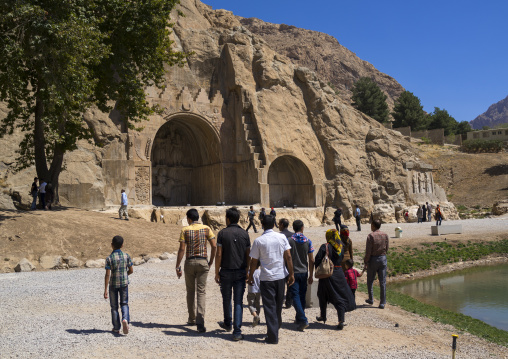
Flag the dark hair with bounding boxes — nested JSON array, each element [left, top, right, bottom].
[[372, 219, 382, 230], [121, 189, 125, 193], [345, 259, 354, 268], [34, 177, 38, 181], [186, 208, 199, 222], [262, 214, 275, 230], [112, 235, 124, 249], [292, 220, 304, 233], [278, 218, 289, 229], [250, 205, 253, 209], [226, 207, 240, 224]]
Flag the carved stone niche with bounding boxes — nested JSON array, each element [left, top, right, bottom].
[[135, 165, 151, 205]]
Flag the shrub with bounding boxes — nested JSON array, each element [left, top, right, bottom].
[[461, 139, 504, 153]]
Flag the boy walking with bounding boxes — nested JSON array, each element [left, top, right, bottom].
[[104, 235, 133, 334], [247, 262, 262, 326]]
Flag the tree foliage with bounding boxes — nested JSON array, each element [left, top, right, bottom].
[[0, 0, 187, 198], [391, 91, 428, 130], [351, 77, 389, 123], [455, 121, 472, 135], [428, 107, 457, 136]]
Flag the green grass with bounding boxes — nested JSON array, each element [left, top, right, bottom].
[[358, 283, 508, 347]]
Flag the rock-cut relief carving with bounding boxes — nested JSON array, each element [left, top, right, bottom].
[[135, 166, 150, 204], [412, 170, 434, 194]]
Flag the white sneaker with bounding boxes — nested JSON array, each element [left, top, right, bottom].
[[122, 319, 129, 334]]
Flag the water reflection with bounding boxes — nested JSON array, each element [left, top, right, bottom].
[[392, 263, 508, 331]]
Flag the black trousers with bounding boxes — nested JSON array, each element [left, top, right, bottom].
[[246, 219, 257, 232], [260, 279, 285, 343]]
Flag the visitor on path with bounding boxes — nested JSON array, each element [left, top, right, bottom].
[[435, 205, 443, 226], [315, 229, 356, 330], [364, 219, 389, 309], [422, 203, 427, 222], [258, 207, 266, 222], [104, 235, 133, 335], [45, 183, 54, 210], [175, 209, 216, 333], [39, 179, 47, 210], [339, 225, 353, 272], [119, 189, 129, 220], [287, 220, 314, 331], [270, 207, 278, 228], [247, 261, 262, 327], [355, 205, 361, 231], [248, 215, 294, 344], [427, 202, 433, 222], [333, 207, 342, 230], [343, 259, 364, 300], [417, 205, 423, 223], [215, 207, 251, 341], [30, 177, 38, 210], [278, 218, 294, 309], [246, 206, 258, 233]]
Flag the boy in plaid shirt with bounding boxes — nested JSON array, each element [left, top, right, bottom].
[[104, 235, 133, 334]]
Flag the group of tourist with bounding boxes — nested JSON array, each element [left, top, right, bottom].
[[29, 177, 54, 210], [104, 206, 390, 343], [416, 202, 433, 223]]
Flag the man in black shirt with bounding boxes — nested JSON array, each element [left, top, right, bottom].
[[215, 207, 251, 341], [30, 177, 38, 210]]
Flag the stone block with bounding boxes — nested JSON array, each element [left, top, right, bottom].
[[431, 224, 463, 236], [493, 200, 508, 216], [14, 258, 35, 272], [132, 257, 145, 266], [40, 255, 65, 269], [146, 258, 161, 264], [64, 256, 83, 268], [159, 252, 174, 260], [85, 259, 106, 268]]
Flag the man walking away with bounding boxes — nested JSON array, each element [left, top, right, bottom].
[[333, 207, 342, 231], [278, 218, 294, 308], [246, 206, 258, 233], [270, 207, 278, 228], [427, 202, 433, 222], [215, 207, 251, 341], [176, 209, 217, 333], [355, 205, 361, 231], [364, 219, 389, 309], [287, 220, 314, 331], [248, 215, 294, 344], [30, 177, 38, 210], [119, 189, 129, 220]]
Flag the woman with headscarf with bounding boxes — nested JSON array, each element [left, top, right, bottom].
[[315, 229, 356, 330], [339, 225, 353, 272]]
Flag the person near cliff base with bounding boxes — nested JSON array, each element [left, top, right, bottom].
[[30, 177, 38, 210], [119, 189, 129, 220], [417, 205, 423, 223], [215, 207, 251, 341], [355, 205, 361, 231], [422, 203, 427, 222], [333, 207, 342, 231], [270, 207, 278, 228], [364, 219, 389, 309], [435, 204, 443, 226], [176, 209, 217, 333], [427, 202, 433, 222], [339, 225, 353, 272], [248, 215, 294, 344], [246, 206, 258, 233]]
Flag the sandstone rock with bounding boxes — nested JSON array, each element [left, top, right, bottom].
[[63, 256, 83, 268], [159, 252, 174, 260], [132, 257, 145, 266], [492, 200, 508, 216], [146, 258, 161, 264], [40, 256, 66, 270], [14, 258, 35, 272], [85, 259, 106, 268], [0, 191, 16, 210]]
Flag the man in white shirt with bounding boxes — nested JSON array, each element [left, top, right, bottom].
[[248, 215, 294, 344], [39, 180, 47, 210], [119, 189, 129, 220]]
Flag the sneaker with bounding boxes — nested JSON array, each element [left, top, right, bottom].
[[336, 322, 344, 330], [264, 337, 278, 344], [297, 322, 309, 332], [112, 329, 120, 334], [252, 315, 260, 327], [197, 325, 207, 333], [125, 218, 129, 221], [365, 299, 373, 305], [218, 321, 232, 332], [232, 334, 244, 341], [122, 319, 129, 334], [379, 304, 385, 309]]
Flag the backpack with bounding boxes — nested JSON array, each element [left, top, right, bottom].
[[315, 244, 334, 279]]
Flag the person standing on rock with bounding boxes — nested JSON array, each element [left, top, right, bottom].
[[422, 203, 427, 222], [175, 208, 216, 333], [246, 206, 258, 233], [278, 218, 294, 308], [427, 202, 433, 222], [215, 207, 251, 341], [248, 215, 294, 344], [355, 205, 361, 231], [30, 177, 38, 210], [333, 207, 342, 231], [119, 189, 129, 221], [364, 219, 389, 309]]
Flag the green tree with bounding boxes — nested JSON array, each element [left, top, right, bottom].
[[351, 77, 389, 123], [428, 107, 457, 136], [0, 0, 186, 200], [455, 121, 472, 135], [391, 91, 428, 130]]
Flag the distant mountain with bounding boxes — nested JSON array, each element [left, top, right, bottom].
[[239, 17, 405, 109], [470, 95, 508, 129]]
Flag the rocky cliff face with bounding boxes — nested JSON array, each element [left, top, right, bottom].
[[470, 95, 508, 129], [238, 17, 405, 109], [0, 0, 457, 223]]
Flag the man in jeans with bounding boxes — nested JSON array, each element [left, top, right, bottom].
[[215, 207, 251, 341], [248, 215, 294, 344], [278, 218, 294, 308], [355, 204, 361, 231], [364, 219, 389, 309], [246, 206, 257, 233], [287, 220, 314, 331], [176, 209, 216, 332]]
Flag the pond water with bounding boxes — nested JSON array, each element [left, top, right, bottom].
[[392, 263, 508, 331]]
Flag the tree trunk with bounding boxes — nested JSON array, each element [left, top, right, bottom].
[[34, 94, 50, 182], [48, 144, 65, 204]]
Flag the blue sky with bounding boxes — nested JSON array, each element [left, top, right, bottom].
[[204, 0, 508, 124]]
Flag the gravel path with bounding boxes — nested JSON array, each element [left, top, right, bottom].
[[1, 257, 507, 358]]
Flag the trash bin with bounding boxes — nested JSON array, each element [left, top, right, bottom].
[[395, 227, 402, 238]]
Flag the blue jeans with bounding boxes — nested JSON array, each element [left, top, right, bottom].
[[289, 273, 308, 324], [219, 268, 246, 335], [31, 192, 37, 210], [109, 286, 130, 331]]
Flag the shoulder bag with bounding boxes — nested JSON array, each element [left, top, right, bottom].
[[315, 244, 334, 279]]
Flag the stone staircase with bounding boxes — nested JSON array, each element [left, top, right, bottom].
[[242, 112, 266, 168]]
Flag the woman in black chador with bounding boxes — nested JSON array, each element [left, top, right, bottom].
[[315, 229, 356, 330]]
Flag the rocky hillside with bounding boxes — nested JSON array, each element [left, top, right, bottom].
[[239, 17, 405, 109], [470, 95, 508, 129]]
